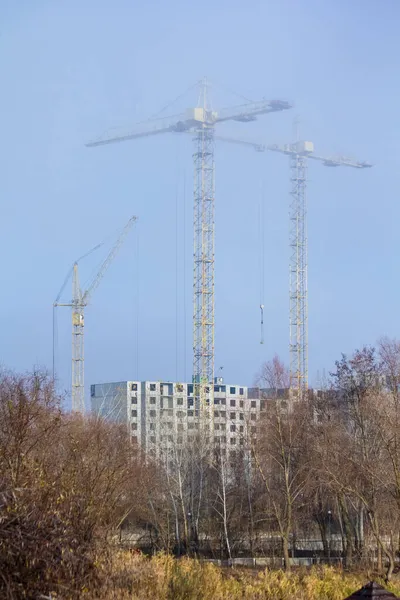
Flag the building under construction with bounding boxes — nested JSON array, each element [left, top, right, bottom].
[[91, 379, 261, 455]]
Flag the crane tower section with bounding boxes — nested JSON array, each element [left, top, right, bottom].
[[86, 79, 292, 418], [269, 139, 371, 394], [72, 263, 85, 413], [210, 135, 372, 395], [193, 118, 215, 412], [54, 215, 137, 414], [289, 148, 308, 395]]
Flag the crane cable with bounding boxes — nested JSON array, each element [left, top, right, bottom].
[[52, 304, 58, 381], [81, 225, 127, 295], [148, 80, 200, 121], [175, 139, 180, 382], [135, 224, 139, 381], [52, 240, 104, 394], [183, 170, 187, 383], [258, 181, 265, 345], [209, 78, 254, 104]]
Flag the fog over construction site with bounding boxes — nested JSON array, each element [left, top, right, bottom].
[[0, 0, 396, 404]]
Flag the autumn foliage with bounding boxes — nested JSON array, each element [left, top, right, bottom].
[[0, 369, 143, 599], [3, 337, 400, 596]]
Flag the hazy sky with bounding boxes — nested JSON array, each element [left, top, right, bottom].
[[1, 0, 398, 406]]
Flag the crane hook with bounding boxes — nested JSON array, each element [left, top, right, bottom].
[[260, 304, 264, 345]]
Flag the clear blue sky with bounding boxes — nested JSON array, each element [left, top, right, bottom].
[[0, 0, 398, 406]]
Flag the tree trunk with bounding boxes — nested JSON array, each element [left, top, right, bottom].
[[336, 497, 346, 561], [377, 544, 382, 572], [317, 519, 329, 557], [358, 505, 364, 556], [177, 469, 188, 552], [169, 492, 181, 554], [282, 535, 291, 572], [354, 505, 364, 560], [247, 475, 255, 557], [339, 495, 353, 567], [193, 459, 203, 555], [345, 532, 353, 568], [385, 553, 395, 583], [221, 460, 232, 561], [366, 511, 395, 582]]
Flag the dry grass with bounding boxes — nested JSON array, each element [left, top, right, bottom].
[[88, 552, 400, 600]]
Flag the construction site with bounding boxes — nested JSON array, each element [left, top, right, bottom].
[[6, 3, 400, 595], [53, 77, 372, 436], [49, 78, 372, 454]]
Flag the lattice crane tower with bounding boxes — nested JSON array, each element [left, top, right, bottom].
[[54, 215, 137, 412], [86, 78, 291, 412], [204, 132, 372, 395], [268, 141, 372, 394]]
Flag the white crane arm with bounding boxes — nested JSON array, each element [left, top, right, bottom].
[[82, 215, 137, 304], [268, 142, 373, 169], [86, 112, 196, 147], [267, 142, 298, 155], [86, 99, 292, 148], [215, 99, 291, 124], [180, 130, 266, 152], [214, 134, 266, 152], [308, 154, 373, 168]]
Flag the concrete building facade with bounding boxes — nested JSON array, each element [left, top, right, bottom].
[[91, 379, 260, 455]]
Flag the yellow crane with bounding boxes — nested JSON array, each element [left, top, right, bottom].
[[86, 78, 291, 414], [54, 215, 137, 412]]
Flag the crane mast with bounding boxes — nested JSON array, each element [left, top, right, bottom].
[[87, 78, 291, 420], [54, 215, 137, 412], [193, 83, 215, 414], [72, 263, 85, 412], [289, 151, 308, 393], [269, 141, 372, 395], [203, 133, 371, 396]]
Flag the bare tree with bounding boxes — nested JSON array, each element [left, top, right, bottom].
[[251, 398, 310, 571], [257, 354, 289, 395], [311, 347, 400, 580]]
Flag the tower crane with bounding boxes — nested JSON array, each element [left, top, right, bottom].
[[86, 78, 291, 415], [205, 133, 372, 395], [54, 215, 137, 413], [267, 141, 372, 395]]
